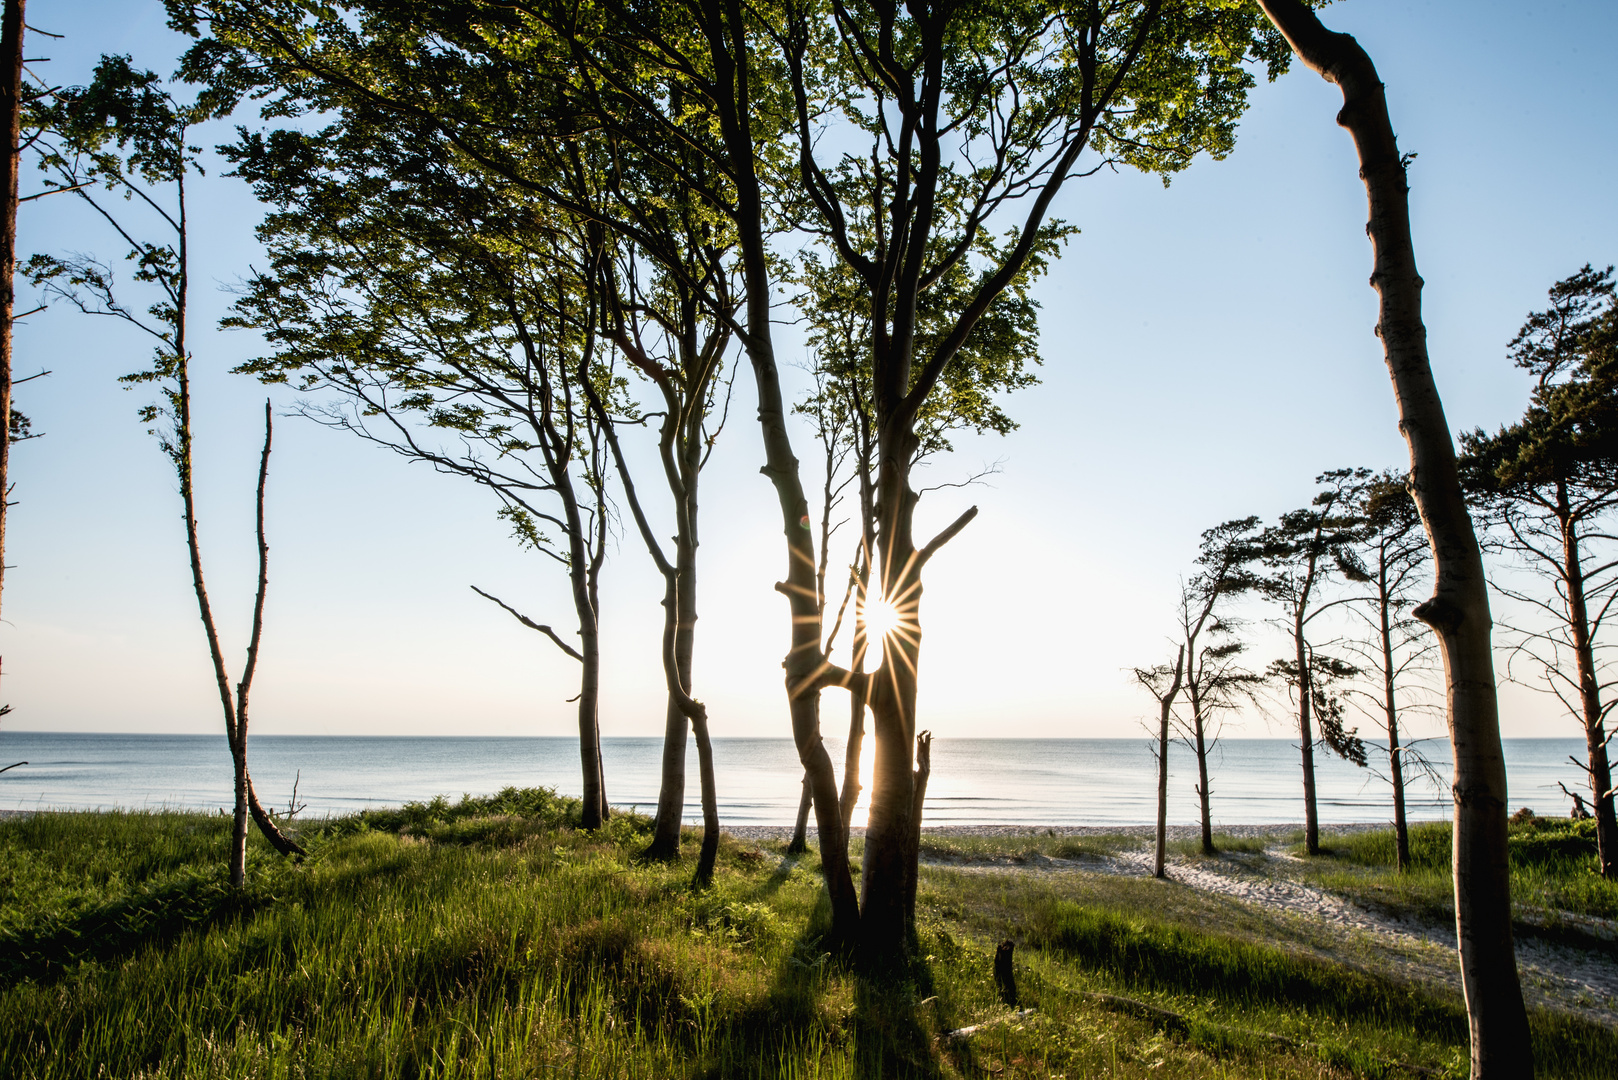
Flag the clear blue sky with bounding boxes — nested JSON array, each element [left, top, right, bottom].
[[6, 0, 1616, 742]]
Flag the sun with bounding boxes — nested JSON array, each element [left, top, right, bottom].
[[862, 594, 902, 639]]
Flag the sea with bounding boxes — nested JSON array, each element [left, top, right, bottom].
[[0, 733, 1590, 828]]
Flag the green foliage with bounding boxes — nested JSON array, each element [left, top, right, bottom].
[[6, 806, 1617, 1079]]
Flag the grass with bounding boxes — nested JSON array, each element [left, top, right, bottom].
[[1, 793, 1613, 1079], [1285, 816, 1618, 928]]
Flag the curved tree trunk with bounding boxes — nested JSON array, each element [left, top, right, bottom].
[[1254, 5, 1530, 1075]]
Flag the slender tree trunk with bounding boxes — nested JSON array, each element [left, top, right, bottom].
[[0, 0, 22, 662], [1296, 621, 1321, 855], [691, 703, 720, 885], [902, 731, 932, 921], [1156, 708, 1172, 877], [838, 511, 875, 830], [1254, 6, 1530, 1076], [1192, 700, 1214, 856], [1558, 494, 1618, 878], [1380, 558, 1411, 871], [788, 774, 812, 853], [1154, 646, 1184, 879], [649, 699, 688, 855], [563, 496, 606, 828], [740, 289, 858, 940]]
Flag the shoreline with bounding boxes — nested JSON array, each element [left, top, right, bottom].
[[0, 806, 1414, 838]]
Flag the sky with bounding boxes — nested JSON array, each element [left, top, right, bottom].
[[4, 0, 1617, 747]]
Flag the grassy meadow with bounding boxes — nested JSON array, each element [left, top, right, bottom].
[[1, 793, 1614, 1079]]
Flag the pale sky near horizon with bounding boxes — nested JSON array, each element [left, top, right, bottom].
[[4, 0, 1617, 747]]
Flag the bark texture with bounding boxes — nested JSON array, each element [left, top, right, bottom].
[[1255, 4, 1531, 1076]]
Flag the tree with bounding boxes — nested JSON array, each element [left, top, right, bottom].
[[1339, 471, 1436, 872], [590, 231, 739, 880], [174, 0, 1288, 957], [1461, 265, 1618, 880], [1252, 4, 1531, 1076], [775, 0, 1290, 952], [28, 57, 302, 884], [172, 0, 863, 939], [1257, 468, 1369, 856], [1174, 518, 1265, 856], [224, 114, 628, 830], [1134, 645, 1182, 878]]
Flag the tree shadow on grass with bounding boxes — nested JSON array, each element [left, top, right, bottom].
[[0, 871, 272, 987], [692, 886, 948, 1080]]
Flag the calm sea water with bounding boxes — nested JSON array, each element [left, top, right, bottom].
[[0, 733, 1590, 828]]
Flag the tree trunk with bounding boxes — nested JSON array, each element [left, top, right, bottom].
[[788, 774, 812, 854], [742, 302, 859, 941], [1154, 647, 1184, 879], [566, 530, 606, 829], [1381, 563, 1411, 871], [902, 730, 932, 921], [1296, 621, 1320, 855], [0, 0, 22, 650], [1254, 5, 1531, 1076], [691, 704, 720, 885], [647, 698, 688, 857], [1192, 702, 1214, 857], [1155, 707, 1171, 878], [229, 733, 249, 888], [860, 438, 923, 953], [1557, 491, 1618, 878]]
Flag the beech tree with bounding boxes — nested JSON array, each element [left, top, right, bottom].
[[1257, 468, 1368, 856], [774, 0, 1289, 951], [175, 0, 1289, 955], [224, 115, 629, 830], [1339, 471, 1435, 871], [1253, 4, 1531, 1075], [29, 56, 302, 884], [1461, 265, 1618, 880]]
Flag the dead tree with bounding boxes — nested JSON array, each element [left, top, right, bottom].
[[1253, 4, 1531, 1074], [29, 59, 302, 884]]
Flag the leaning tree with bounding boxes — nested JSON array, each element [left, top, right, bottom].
[[1461, 265, 1618, 880], [1253, 3, 1531, 1074]]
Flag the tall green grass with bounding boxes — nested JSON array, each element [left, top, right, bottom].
[[2, 798, 1614, 1079], [1292, 818, 1618, 925]]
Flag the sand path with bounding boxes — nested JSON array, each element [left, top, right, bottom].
[[916, 842, 1618, 1029]]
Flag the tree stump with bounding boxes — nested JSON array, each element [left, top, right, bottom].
[[994, 940, 1018, 1006]]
